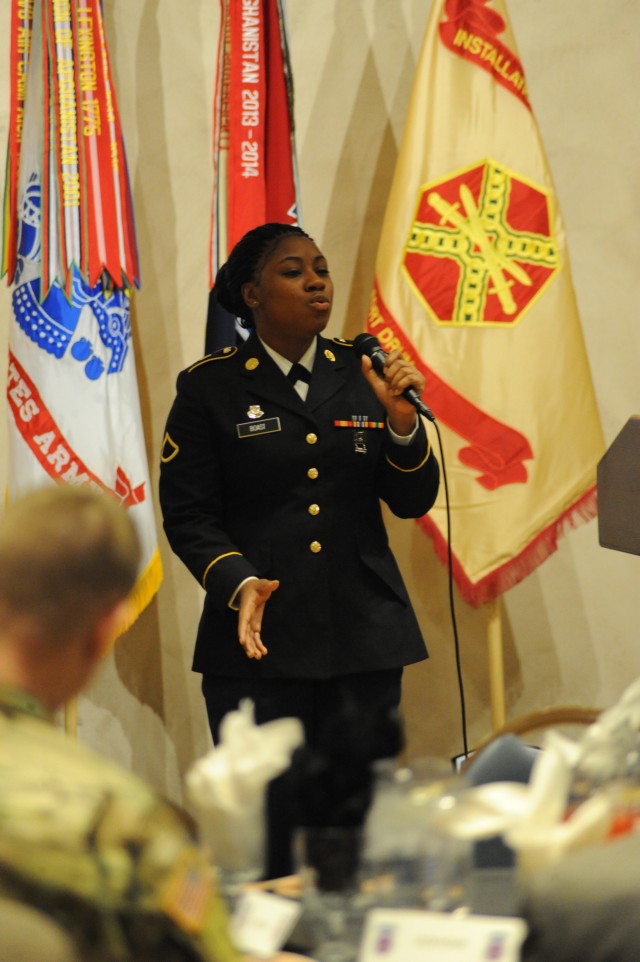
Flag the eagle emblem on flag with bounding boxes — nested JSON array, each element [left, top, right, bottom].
[[12, 177, 131, 382]]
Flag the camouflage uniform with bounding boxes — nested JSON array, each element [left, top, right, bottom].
[[0, 688, 240, 962]]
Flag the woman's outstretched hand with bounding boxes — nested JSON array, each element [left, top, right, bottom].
[[238, 578, 279, 659]]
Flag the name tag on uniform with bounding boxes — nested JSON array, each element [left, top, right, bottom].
[[237, 417, 281, 438]]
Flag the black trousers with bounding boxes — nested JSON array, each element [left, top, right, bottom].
[[201, 669, 403, 878]]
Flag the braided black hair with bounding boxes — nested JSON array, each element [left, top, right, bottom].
[[214, 222, 311, 326]]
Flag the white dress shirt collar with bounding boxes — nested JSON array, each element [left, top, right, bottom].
[[258, 336, 317, 401]]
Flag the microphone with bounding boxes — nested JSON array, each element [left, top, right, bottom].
[[353, 333, 436, 422]]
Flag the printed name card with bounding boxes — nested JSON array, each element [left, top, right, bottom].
[[231, 888, 302, 957], [359, 909, 527, 962]]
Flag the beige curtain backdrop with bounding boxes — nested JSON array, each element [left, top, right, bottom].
[[0, 1, 638, 801]]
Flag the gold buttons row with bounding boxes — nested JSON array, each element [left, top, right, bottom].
[[306, 435, 320, 551]]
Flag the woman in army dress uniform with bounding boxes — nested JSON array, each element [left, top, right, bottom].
[[159, 223, 440, 875]]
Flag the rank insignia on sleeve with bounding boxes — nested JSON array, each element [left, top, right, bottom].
[[160, 432, 180, 463]]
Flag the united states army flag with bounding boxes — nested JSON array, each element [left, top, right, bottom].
[[3, 0, 162, 629], [368, 0, 604, 606]]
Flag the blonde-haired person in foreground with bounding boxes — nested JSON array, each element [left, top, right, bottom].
[[0, 485, 309, 962]]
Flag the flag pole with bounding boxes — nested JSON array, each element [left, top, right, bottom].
[[64, 697, 78, 739], [486, 597, 506, 730]]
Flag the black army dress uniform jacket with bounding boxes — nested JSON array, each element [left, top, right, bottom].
[[160, 332, 440, 680]]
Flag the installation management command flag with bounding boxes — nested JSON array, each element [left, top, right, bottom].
[[368, 0, 604, 606], [3, 0, 162, 627], [206, 0, 301, 352]]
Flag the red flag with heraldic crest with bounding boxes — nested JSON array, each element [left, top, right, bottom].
[[368, 0, 604, 606]]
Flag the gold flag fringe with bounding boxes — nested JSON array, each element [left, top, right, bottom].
[[420, 483, 599, 608], [113, 548, 164, 643]]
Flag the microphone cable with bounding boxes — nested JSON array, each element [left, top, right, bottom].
[[430, 417, 469, 759], [353, 332, 468, 756]]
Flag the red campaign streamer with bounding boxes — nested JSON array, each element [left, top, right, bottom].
[[71, 0, 106, 287], [367, 280, 534, 491], [210, 0, 300, 286], [95, 3, 140, 290], [263, 0, 298, 223], [227, 0, 267, 248], [74, 0, 132, 289]]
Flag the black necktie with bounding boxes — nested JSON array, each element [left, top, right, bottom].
[[287, 363, 312, 386]]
